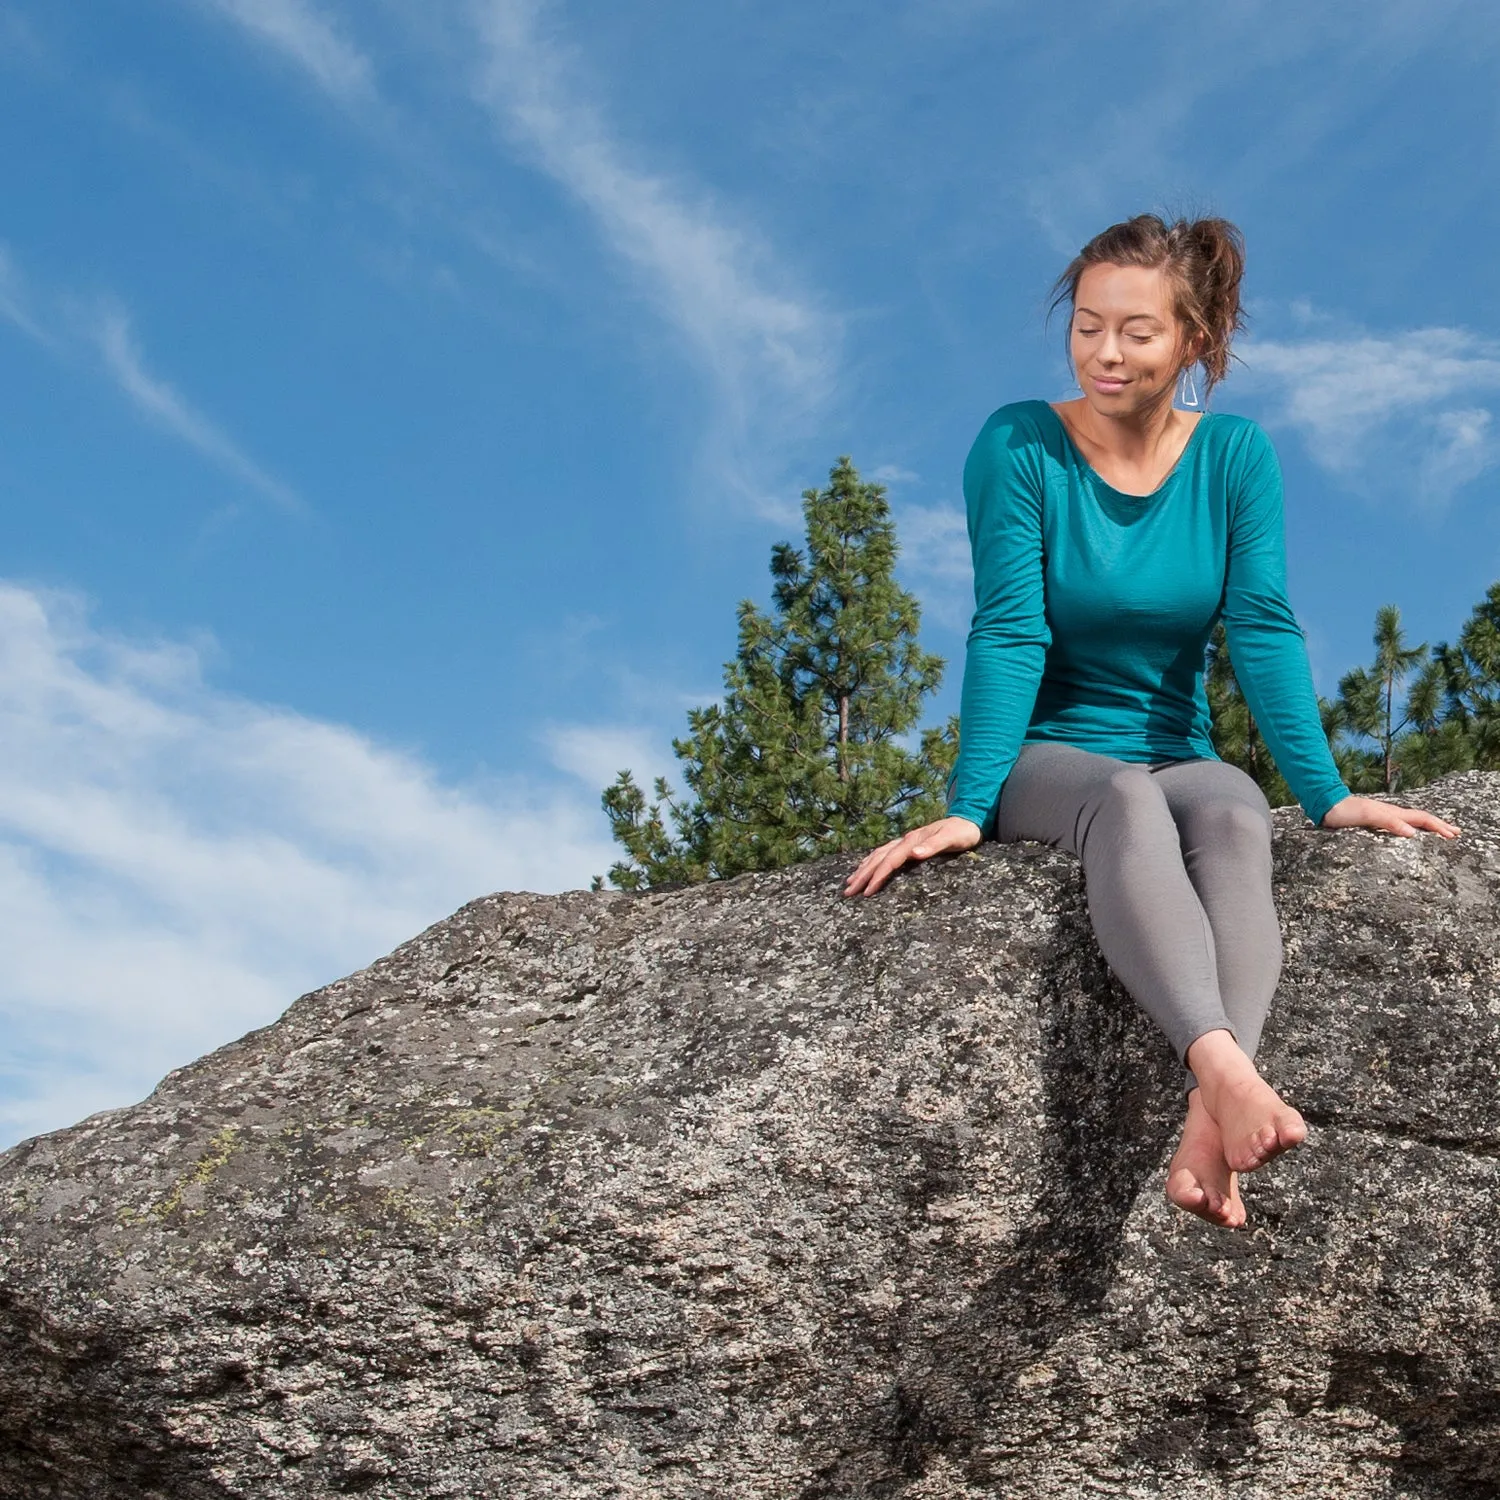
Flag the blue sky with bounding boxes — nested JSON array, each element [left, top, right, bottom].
[[3, 0, 1499, 1144]]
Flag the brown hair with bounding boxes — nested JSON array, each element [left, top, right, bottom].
[[1049, 214, 1247, 395]]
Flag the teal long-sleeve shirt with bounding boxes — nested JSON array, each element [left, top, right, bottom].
[[945, 400, 1350, 838]]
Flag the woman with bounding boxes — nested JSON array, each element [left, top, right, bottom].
[[843, 214, 1460, 1230]]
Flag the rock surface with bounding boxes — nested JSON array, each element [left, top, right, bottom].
[[1, 772, 1499, 1499]]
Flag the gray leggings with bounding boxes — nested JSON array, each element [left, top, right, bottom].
[[996, 742, 1282, 1084]]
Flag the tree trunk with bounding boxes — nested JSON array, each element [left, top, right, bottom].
[[838, 694, 849, 783], [1385, 674, 1394, 792]]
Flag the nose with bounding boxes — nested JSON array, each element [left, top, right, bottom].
[[1098, 331, 1125, 366]]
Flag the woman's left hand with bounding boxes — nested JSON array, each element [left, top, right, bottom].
[[1321, 795, 1461, 839]]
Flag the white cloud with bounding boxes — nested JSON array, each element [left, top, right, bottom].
[[1427, 407, 1496, 503], [1234, 324, 1500, 509], [871, 463, 921, 486], [94, 307, 302, 512], [470, 0, 841, 503], [896, 501, 972, 629], [0, 582, 617, 1148], [195, 0, 374, 103], [543, 722, 680, 799], [0, 243, 300, 512]]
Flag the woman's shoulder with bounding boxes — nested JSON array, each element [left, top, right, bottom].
[[974, 398, 1059, 441], [1198, 411, 1285, 510], [966, 399, 1064, 466], [964, 400, 1060, 499], [1201, 408, 1277, 460]]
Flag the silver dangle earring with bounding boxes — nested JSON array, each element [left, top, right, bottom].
[[1177, 364, 1201, 409]]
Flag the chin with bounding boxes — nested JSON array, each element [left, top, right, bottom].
[[1090, 386, 1167, 414]]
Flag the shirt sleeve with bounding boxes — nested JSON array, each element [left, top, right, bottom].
[[945, 408, 1052, 838], [1220, 423, 1350, 827]]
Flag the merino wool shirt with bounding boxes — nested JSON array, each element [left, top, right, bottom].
[[945, 400, 1350, 838]]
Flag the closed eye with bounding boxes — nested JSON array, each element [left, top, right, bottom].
[[1075, 328, 1155, 343]]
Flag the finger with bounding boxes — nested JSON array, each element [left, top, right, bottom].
[[842, 838, 905, 892], [1405, 811, 1461, 838], [1379, 808, 1460, 839], [865, 847, 914, 894], [869, 835, 934, 892], [844, 855, 889, 896], [845, 849, 898, 897]]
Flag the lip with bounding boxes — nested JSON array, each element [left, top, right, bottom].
[[1090, 376, 1128, 392]]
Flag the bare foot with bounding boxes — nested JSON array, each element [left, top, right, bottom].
[[1166, 1089, 1245, 1229], [1187, 1029, 1308, 1174]]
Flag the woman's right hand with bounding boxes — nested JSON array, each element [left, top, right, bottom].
[[842, 815, 983, 898]]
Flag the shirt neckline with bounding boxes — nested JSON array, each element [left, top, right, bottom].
[[1042, 401, 1211, 500]]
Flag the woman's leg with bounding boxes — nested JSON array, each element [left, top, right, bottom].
[[996, 743, 1234, 1065], [1150, 759, 1283, 1077], [996, 744, 1303, 1226], [1147, 759, 1303, 1202]]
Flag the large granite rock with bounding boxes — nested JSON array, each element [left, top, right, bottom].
[[1, 772, 1498, 1499]]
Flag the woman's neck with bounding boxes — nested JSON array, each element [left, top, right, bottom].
[[1070, 391, 1182, 465], [1051, 394, 1203, 497]]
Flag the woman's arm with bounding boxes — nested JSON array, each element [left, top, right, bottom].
[[845, 407, 1051, 897], [1220, 425, 1355, 827], [943, 407, 1053, 837], [1221, 423, 1458, 839]]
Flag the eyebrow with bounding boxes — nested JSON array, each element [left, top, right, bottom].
[[1075, 306, 1165, 325]]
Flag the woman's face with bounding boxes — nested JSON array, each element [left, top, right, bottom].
[[1068, 261, 1194, 418]]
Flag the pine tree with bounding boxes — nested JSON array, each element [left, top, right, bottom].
[[1319, 694, 1373, 790], [596, 457, 956, 891], [1432, 582, 1500, 772], [1333, 604, 1439, 792]]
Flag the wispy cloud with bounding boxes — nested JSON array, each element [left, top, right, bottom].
[[0, 246, 57, 348], [471, 0, 841, 502], [0, 581, 616, 1147], [94, 306, 301, 512], [542, 721, 680, 800], [1014, 4, 1500, 270], [194, 0, 374, 103], [896, 502, 972, 630], [1234, 320, 1500, 510], [174, 0, 842, 508], [871, 463, 921, 486], [0, 243, 299, 511]]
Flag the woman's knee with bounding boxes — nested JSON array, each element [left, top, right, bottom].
[[1102, 764, 1168, 816], [1187, 797, 1273, 853], [1079, 765, 1172, 851]]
